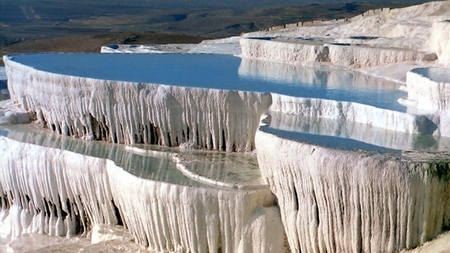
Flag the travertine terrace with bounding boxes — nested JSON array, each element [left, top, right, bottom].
[[1, 1, 450, 252]]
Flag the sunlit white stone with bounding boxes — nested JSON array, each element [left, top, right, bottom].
[[255, 128, 450, 253], [0, 132, 286, 252]]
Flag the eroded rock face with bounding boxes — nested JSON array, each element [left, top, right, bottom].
[[240, 38, 437, 68], [4, 56, 271, 152], [269, 93, 438, 136], [242, 1, 450, 70], [2, 3, 450, 252], [239, 39, 330, 63], [326, 43, 436, 68], [406, 68, 450, 112], [255, 128, 450, 253], [430, 21, 450, 66], [0, 133, 287, 253]]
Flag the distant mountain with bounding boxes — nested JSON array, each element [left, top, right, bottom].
[[0, 0, 436, 10], [0, 0, 438, 46]]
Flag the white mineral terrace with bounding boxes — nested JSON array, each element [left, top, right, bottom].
[[100, 36, 243, 56], [0, 124, 283, 252], [403, 67, 450, 111], [263, 112, 450, 153], [255, 128, 450, 253], [2, 1, 450, 252], [5, 52, 427, 152]]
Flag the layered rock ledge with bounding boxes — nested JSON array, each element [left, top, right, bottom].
[[240, 38, 437, 68], [2, 1, 450, 252], [256, 127, 450, 253], [0, 125, 286, 253], [4, 55, 271, 152]]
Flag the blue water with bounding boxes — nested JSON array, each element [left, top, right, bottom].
[[0, 67, 6, 90], [9, 53, 406, 112], [0, 124, 264, 188], [412, 68, 450, 83], [0, 80, 6, 90], [261, 126, 401, 154], [261, 113, 450, 153], [0, 124, 208, 188]]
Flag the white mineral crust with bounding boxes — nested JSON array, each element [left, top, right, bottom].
[[241, 1, 450, 69], [0, 136, 286, 253], [269, 93, 439, 135], [430, 21, 450, 66], [101, 37, 242, 56], [266, 112, 450, 151], [239, 39, 329, 63], [2, 1, 450, 252], [4, 56, 271, 152], [239, 38, 437, 68], [405, 68, 450, 111], [255, 128, 450, 253]]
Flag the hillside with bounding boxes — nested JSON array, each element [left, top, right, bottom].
[[0, 1, 423, 66]]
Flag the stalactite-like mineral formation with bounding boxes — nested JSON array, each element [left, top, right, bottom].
[[4, 56, 271, 152], [0, 130, 287, 252], [256, 127, 450, 253]]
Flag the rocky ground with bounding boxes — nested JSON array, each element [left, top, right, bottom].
[[0, 2, 419, 66]]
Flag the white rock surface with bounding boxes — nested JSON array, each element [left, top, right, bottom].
[[240, 39, 329, 63], [6, 51, 445, 149], [0, 138, 118, 240], [101, 37, 242, 55], [326, 43, 437, 68], [2, 2, 450, 252], [240, 38, 437, 68], [0, 233, 146, 253], [4, 56, 271, 152], [0, 100, 32, 125], [90, 224, 134, 244], [247, 1, 450, 49], [0, 135, 286, 253], [266, 112, 450, 152], [242, 1, 450, 68], [269, 93, 439, 135], [401, 231, 450, 253], [108, 161, 284, 253], [405, 68, 450, 111], [255, 128, 450, 253], [430, 21, 450, 66]]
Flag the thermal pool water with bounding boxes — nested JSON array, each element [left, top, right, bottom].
[[4, 51, 448, 253], [7, 53, 407, 111]]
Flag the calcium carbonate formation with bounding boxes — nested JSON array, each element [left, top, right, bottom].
[[405, 68, 450, 111], [2, 1, 450, 252], [240, 38, 437, 68], [4, 57, 271, 152], [269, 93, 438, 135], [256, 129, 450, 253], [430, 21, 450, 66], [0, 134, 286, 253]]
